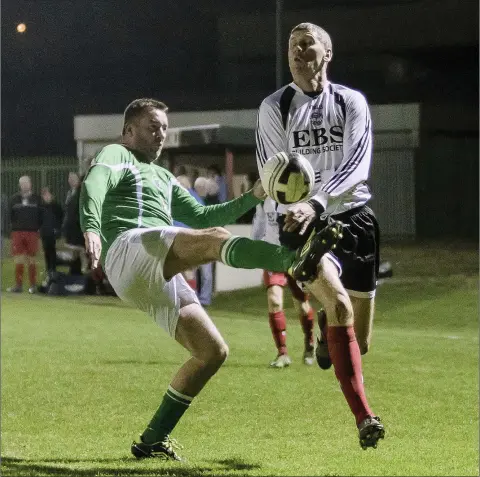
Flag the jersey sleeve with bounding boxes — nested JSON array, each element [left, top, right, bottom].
[[251, 203, 266, 240], [171, 183, 261, 228], [79, 145, 127, 234], [256, 99, 287, 178], [321, 92, 372, 197]]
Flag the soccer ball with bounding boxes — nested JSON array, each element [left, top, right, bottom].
[[261, 152, 315, 204]]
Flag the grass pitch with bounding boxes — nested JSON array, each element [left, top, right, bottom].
[[1, 241, 478, 476]]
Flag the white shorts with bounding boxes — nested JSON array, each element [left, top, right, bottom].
[[104, 227, 200, 338]]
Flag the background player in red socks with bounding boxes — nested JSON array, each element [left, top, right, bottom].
[[7, 176, 42, 293], [256, 22, 385, 449], [252, 198, 315, 368]]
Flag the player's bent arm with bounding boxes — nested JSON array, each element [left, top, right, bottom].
[[256, 99, 286, 181], [79, 146, 126, 234], [321, 92, 372, 198], [171, 184, 262, 228], [80, 163, 122, 269]]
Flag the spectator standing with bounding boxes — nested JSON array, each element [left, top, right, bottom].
[[191, 168, 200, 186], [62, 172, 86, 275], [174, 165, 190, 187], [7, 176, 42, 293], [206, 164, 227, 203], [39, 187, 63, 279]]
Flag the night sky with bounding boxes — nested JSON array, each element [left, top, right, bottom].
[[2, 0, 478, 157], [2, 0, 234, 156]]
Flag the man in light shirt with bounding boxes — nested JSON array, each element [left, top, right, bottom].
[[256, 22, 384, 449]]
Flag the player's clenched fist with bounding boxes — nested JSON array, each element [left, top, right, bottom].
[[84, 231, 102, 269]]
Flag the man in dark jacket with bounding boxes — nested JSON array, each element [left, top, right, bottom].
[[40, 187, 63, 278], [8, 176, 42, 293], [62, 172, 85, 275]]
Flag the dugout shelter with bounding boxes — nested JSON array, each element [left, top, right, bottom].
[[74, 104, 420, 290], [74, 104, 420, 238]]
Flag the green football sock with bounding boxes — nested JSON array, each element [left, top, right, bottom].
[[220, 236, 296, 272], [141, 386, 193, 444]]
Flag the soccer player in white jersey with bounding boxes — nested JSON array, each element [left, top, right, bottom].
[[256, 23, 385, 449], [252, 197, 316, 368], [80, 98, 336, 460]]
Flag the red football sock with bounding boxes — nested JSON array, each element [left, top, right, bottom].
[[268, 311, 287, 355], [299, 308, 314, 348], [15, 264, 25, 287], [28, 264, 37, 286], [327, 326, 372, 426]]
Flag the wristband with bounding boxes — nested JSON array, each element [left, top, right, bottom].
[[306, 199, 325, 217]]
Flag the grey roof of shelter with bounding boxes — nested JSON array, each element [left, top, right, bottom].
[[164, 124, 255, 149]]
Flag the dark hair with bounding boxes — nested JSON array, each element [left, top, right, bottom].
[[122, 98, 168, 135], [207, 164, 222, 175], [176, 165, 187, 176], [290, 22, 332, 51]]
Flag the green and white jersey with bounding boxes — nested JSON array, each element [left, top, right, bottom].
[[80, 144, 260, 262]]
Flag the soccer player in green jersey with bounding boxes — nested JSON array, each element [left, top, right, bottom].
[[80, 98, 340, 461]]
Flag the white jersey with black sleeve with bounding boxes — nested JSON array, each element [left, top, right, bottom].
[[256, 81, 373, 216]]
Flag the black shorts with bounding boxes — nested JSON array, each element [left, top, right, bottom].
[[277, 205, 380, 297]]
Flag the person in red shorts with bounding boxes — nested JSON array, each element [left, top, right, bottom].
[[8, 176, 42, 293], [253, 198, 315, 368]]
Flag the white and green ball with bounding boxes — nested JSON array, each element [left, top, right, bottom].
[[261, 152, 315, 204]]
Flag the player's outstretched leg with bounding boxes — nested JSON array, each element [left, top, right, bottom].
[[162, 226, 337, 282]]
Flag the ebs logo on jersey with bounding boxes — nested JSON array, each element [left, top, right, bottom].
[[310, 105, 323, 127]]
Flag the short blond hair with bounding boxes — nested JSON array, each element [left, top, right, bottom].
[[291, 23, 332, 51]]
